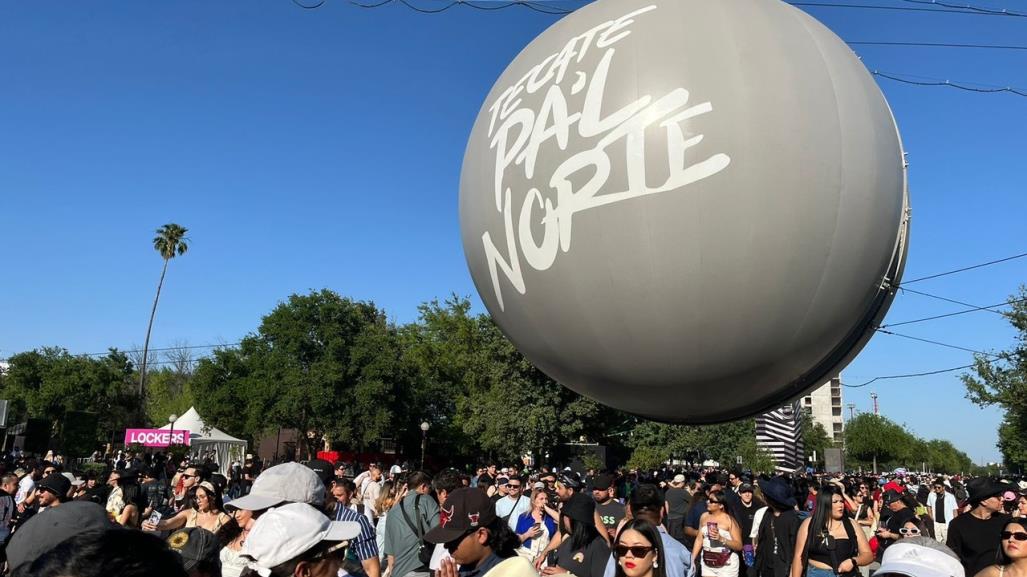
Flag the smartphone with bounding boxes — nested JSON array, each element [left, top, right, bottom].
[[707, 521, 719, 536], [546, 550, 559, 567], [147, 510, 163, 526]]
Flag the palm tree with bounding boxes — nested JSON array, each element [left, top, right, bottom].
[[139, 223, 189, 398]]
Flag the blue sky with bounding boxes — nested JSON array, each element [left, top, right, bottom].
[[1, 0, 1024, 465]]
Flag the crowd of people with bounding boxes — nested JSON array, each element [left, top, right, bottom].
[[0, 448, 1025, 577]]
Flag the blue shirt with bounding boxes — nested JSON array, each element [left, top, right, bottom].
[[514, 512, 556, 549], [334, 504, 380, 561], [603, 526, 695, 577]]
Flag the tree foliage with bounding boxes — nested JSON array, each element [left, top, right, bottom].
[[963, 286, 1027, 471], [0, 347, 136, 449]]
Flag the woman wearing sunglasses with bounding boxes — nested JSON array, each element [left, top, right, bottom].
[[614, 519, 665, 577], [974, 519, 1027, 577], [790, 485, 872, 577], [690, 490, 742, 577]]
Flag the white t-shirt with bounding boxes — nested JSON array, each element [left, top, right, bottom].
[[495, 494, 532, 531], [749, 506, 768, 540], [15, 475, 35, 505]]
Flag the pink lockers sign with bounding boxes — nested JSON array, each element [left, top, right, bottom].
[[124, 429, 191, 447]]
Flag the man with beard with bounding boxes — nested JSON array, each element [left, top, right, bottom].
[[591, 474, 624, 541]]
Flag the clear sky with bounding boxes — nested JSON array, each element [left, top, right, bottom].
[[1, 0, 1024, 465]]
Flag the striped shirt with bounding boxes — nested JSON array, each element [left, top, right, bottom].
[[333, 504, 380, 561]]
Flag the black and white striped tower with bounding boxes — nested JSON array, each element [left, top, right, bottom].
[[755, 400, 805, 472]]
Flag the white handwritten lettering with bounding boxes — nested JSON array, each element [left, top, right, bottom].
[[480, 4, 731, 311]]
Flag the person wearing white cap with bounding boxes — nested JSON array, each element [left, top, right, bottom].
[[231, 462, 327, 512], [222, 463, 331, 577], [875, 536, 964, 577], [240, 502, 361, 577]]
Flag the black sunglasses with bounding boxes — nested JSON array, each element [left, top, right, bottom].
[[444, 529, 478, 552], [615, 545, 654, 558], [1002, 531, 1027, 542]]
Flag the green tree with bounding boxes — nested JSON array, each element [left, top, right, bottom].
[[844, 413, 911, 471], [190, 290, 411, 459], [800, 408, 833, 468], [1, 347, 136, 451], [962, 286, 1027, 471], [140, 223, 189, 400]]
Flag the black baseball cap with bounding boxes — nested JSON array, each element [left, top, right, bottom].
[[883, 489, 903, 504], [305, 459, 334, 485], [425, 488, 498, 544], [167, 527, 220, 571], [592, 474, 614, 491]]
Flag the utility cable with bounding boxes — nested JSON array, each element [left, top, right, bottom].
[[853, 41, 1027, 50], [872, 71, 1027, 98], [900, 0, 1027, 18], [898, 287, 1006, 315], [878, 296, 1027, 328], [875, 329, 1004, 357], [790, 1, 1024, 17], [843, 363, 980, 388], [900, 250, 1027, 285]]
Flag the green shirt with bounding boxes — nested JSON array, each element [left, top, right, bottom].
[[383, 492, 440, 577]]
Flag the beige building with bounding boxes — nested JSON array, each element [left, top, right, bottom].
[[801, 376, 844, 443]]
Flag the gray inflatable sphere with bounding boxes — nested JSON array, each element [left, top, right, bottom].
[[459, 0, 910, 423]]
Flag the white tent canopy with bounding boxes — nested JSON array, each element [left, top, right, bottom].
[[160, 407, 247, 475]]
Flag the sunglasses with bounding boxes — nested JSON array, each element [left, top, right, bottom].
[[1002, 531, 1027, 542], [444, 530, 477, 553], [615, 545, 654, 558], [899, 528, 921, 536], [507, 484, 521, 489]]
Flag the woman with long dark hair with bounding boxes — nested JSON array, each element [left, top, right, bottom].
[[614, 519, 666, 577], [789, 485, 872, 577], [106, 468, 146, 527], [544, 493, 610, 577], [691, 489, 743, 577], [974, 518, 1027, 577], [143, 481, 231, 534]]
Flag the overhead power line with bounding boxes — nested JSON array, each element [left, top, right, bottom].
[[843, 362, 980, 388], [876, 329, 1002, 357], [900, 0, 1027, 18], [854, 41, 1027, 51], [872, 71, 1027, 98], [346, 0, 576, 14], [900, 250, 1027, 284], [790, 1, 1026, 17], [879, 296, 1027, 328], [898, 287, 1006, 315]]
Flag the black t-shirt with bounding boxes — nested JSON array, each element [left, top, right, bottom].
[[596, 500, 625, 536], [947, 512, 1011, 577], [556, 535, 610, 577], [738, 502, 759, 545]]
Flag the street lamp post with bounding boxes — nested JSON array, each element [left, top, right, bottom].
[[420, 421, 430, 469], [168, 414, 178, 447]]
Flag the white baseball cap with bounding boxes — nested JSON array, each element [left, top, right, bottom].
[[241, 503, 361, 577], [229, 462, 326, 511], [877, 539, 965, 577]]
